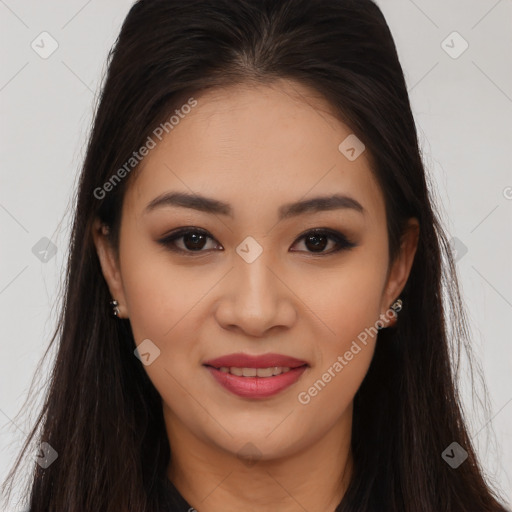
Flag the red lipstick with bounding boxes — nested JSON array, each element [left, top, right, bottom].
[[203, 352, 309, 399]]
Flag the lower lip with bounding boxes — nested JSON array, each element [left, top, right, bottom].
[[204, 365, 308, 399]]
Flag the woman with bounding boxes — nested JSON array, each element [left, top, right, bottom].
[[2, 0, 509, 510]]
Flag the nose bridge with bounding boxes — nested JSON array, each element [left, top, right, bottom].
[[235, 241, 280, 311], [215, 236, 296, 335]]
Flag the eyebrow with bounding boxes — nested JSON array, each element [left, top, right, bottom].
[[143, 191, 365, 220]]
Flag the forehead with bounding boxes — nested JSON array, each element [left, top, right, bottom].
[[124, 80, 385, 221]]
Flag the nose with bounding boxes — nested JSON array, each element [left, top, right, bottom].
[[214, 249, 297, 337]]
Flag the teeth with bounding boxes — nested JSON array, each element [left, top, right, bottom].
[[218, 366, 292, 377], [254, 367, 273, 377]]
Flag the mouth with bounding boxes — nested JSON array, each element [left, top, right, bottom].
[[203, 364, 308, 377], [203, 352, 309, 371], [202, 352, 310, 399]]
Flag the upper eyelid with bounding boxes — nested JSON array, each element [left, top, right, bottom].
[[158, 228, 221, 251], [159, 226, 347, 241], [158, 227, 356, 252]]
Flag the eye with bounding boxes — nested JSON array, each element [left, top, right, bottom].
[[158, 227, 356, 256], [158, 227, 221, 253], [290, 228, 357, 255]]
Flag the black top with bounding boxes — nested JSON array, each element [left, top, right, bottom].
[[158, 477, 389, 511], [159, 477, 348, 512], [160, 477, 195, 511]]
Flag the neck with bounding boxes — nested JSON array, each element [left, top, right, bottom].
[[165, 404, 354, 512]]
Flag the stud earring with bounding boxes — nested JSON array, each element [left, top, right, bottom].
[[378, 298, 403, 330], [110, 299, 120, 318], [391, 298, 402, 313], [386, 298, 402, 327]]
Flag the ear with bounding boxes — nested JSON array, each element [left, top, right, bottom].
[[380, 217, 420, 315], [92, 217, 128, 318]]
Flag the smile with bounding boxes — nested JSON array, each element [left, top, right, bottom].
[[215, 366, 294, 377], [204, 364, 308, 399]]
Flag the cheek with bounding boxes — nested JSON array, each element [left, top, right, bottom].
[[120, 254, 175, 343], [118, 241, 208, 399], [295, 315, 378, 431], [297, 247, 388, 409], [119, 233, 208, 344], [308, 254, 388, 346], [116, 237, 182, 347]]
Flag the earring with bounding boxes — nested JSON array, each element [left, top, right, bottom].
[[378, 298, 403, 330], [110, 299, 120, 318], [391, 298, 402, 313]]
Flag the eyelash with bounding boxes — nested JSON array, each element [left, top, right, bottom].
[[157, 227, 357, 256]]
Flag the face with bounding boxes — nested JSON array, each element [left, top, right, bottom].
[[93, 79, 418, 464]]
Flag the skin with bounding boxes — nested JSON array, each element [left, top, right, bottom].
[[93, 79, 419, 512]]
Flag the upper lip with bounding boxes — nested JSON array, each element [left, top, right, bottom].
[[203, 352, 309, 369]]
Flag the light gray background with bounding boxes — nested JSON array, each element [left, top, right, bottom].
[[1, 0, 511, 510]]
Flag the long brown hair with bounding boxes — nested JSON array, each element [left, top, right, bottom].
[[2, 0, 509, 510]]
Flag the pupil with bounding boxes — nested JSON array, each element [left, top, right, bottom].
[[184, 233, 205, 250], [306, 234, 327, 252]]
